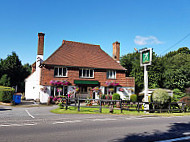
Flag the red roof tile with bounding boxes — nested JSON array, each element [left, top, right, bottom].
[[43, 40, 126, 70]]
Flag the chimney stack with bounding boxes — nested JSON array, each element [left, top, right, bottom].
[[37, 33, 45, 55], [112, 41, 120, 62]]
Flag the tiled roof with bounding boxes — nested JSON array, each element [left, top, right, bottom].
[[43, 40, 126, 70]]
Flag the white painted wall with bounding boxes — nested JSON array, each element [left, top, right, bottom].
[[116, 87, 135, 100], [39, 86, 51, 103], [25, 55, 45, 102], [25, 71, 39, 100]]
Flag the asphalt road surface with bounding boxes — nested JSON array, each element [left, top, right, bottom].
[[0, 105, 190, 142]]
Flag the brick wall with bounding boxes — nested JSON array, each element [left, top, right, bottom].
[[40, 66, 135, 87]]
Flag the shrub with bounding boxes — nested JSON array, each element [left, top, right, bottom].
[[152, 89, 170, 108], [112, 93, 120, 100], [101, 94, 106, 99], [0, 91, 13, 103], [172, 89, 186, 102], [130, 94, 137, 102]]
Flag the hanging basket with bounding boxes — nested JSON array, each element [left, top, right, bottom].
[[105, 81, 119, 87], [92, 87, 100, 92]]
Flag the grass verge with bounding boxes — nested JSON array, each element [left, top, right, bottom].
[[50, 106, 190, 116]]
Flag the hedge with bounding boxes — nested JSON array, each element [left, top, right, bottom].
[[0, 86, 15, 103]]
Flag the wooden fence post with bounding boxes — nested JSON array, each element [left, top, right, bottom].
[[78, 98, 80, 112], [153, 102, 155, 112], [99, 99, 102, 113], [182, 103, 185, 113], [66, 97, 68, 110], [168, 103, 171, 113], [75, 98, 76, 107], [120, 99, 122, 113], [137, 101, 140, 113]]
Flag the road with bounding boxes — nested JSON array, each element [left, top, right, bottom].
[[0, 105, 190, 142]]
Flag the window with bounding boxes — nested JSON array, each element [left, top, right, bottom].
[[105, 87, 117, 95], [107, 70, 116, 79], [79, 69, 94, 78], [54, 67, 67, 77], [51, 86, 68, 96]]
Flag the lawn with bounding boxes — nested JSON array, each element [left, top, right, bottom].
[[50, 106, 190, 116]]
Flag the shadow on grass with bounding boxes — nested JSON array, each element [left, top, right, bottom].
[[111, 122, 190, 142]]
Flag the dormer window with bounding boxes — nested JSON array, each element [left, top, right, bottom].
[[79, 69, 94, 78], [54, 67, 67, 77], [107, 70, 116, 79]]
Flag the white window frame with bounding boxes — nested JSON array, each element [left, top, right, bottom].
[[107, 70, 116, 79], [79, 68, 94, 78], [54, 66, 68, 77], [52, 86, 67, 96]]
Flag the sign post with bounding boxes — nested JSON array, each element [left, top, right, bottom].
[[140, 48, 152, 111]]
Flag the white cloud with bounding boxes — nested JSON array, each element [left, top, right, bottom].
[[134, 35, 163, 45]]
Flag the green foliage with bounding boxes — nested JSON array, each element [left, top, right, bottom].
[[121, 53, 143, 93], [120, 52, 163, 93], [58, 102, 64, 109], [152, 89, 170, 108], [0, 91, 14, 103], [112, 93, 120, 100], [85, 97, 92, 104], [101, 94, 106, 99], [162, 52, 190, 91], [0, 52, 31, 92], [0, 74, 11, 86], [172, 89, 186, 102], [130, 94, 137, 102], [120, 47, 190, 93]]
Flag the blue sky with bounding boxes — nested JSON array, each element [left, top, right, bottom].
[[0, 0, 190, 64]]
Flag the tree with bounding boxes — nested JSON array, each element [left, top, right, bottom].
[[172, 89, 186, 102], [0, 74, 11, 86], [23, 63, 32, 74], [162, 52, 190, 91], [120, 47, 190, 93], [120, 51, 163, 93], [0, 52, 31, 92]]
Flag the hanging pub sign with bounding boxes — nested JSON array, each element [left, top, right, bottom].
[[140, 48, 152, 66]]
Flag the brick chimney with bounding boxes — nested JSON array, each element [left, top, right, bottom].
[[37, 33, 45, 55], [112, 41, 120, 62], [36, 33, 45, 86]]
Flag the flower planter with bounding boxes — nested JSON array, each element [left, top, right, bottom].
[[116, 102, 121, 108], [86, 103, 92, 106]]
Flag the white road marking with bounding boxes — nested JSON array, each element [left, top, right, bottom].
[[23, 123, 37, 126], [155, 136, 190, 142], [125, 118, 132, 120], [174, 116, 183, 118], [183, 132, 190, 135], [163, 117, 173, 119], [53, 120, 82, 124], [0, 124, 12, 127], [25, 109, 35, 119], [0, 123, 37, 127], [91, 118, 117, 121]]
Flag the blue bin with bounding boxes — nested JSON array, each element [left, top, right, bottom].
[[13, 94, 21, 104]]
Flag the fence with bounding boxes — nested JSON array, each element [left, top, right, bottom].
[[60, 98, 189, 113]]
